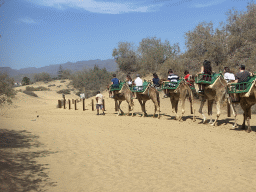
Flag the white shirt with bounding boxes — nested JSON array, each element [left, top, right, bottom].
[[96, 94, 103, 104], [134, 77, 143, 86], [224, 72, 235, 82]]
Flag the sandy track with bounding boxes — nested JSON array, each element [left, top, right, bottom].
[[1, 80, 256, 191]]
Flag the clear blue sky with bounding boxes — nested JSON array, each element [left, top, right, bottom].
[[0, 0, 251, 70]]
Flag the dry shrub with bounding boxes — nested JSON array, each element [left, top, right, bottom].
[[0, 73, 15, 104], [26, 86, 49, 91], [57, 89, 71, 94], [23, 91, 38, 97]]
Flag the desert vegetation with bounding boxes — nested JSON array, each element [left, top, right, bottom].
[[26, 86, 49, 91], [70, 65, 112, 98], [0, 73, 15, 104], [23, 91, 38, 97]]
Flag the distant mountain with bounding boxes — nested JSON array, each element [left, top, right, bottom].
[[0, 59, 117, 81]]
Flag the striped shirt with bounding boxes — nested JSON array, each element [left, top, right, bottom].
[[168, 73, 179, 82]]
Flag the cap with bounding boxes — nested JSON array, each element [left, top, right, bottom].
[[136, 74, 140, 77]]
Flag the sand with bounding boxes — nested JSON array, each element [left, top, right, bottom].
[[1, 80, 256, 192]]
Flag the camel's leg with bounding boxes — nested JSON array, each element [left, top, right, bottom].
[[157, 95, 160, 119], [137, 98, 144, 117], [242, 113, 246, 130], [117, 101, 123, 116], [142, 101, 147, 117], [153, 100, 160, 119], [188, 89, 195, 121], [199, 97, 206, 123], [212, 100, 221, 126], [208, 100, 214, 125], [174, 99, 179, 120], [240, 99, 247, 130], [127, 103, 131, 116], [179, 95, 186, 121], [246, 106, 252, 133], [227, 97, 237, 128]]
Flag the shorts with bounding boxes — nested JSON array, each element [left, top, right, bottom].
[[96, 104, 103, 110]]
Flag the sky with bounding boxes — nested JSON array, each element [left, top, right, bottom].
[[0, 0, 252, 70]]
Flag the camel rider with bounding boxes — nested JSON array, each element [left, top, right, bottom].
[[109, 74, 119, 98], [152, 73, 160, 87], [234, 65, 252, 83], [126, 74, 133, 87], [223, 67, 235, 83], [198, 60, 212, 94], [163, 69, 179, 98], [134, 74, 143, 88]]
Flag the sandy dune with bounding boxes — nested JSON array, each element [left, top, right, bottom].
[[1, 80, 256, 192]]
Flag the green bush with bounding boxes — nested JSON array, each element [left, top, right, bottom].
[[57, 89, 71, 94], [71, 65, 112, 94], [26, 86, 49, 91], [0, 73, 15, 104], [23, 91, 38, 97], [21, 76, 30, 86], [34, 72, 52, 82]]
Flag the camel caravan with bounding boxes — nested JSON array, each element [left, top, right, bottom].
[[107, 61, 256, 133]]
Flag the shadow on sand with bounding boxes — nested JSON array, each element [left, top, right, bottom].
[[0, 129, 57, 192], [230, 125, 256, 132]]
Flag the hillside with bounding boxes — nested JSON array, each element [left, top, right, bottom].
[[0, 59, 117, 82]]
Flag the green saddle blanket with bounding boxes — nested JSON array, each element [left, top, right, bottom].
[[109, 82, 125, 91], [227, 76, 256, 94], [195, 73, 221, 85], [131, 81, 149, 93]]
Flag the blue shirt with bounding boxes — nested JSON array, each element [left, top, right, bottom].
[[153, 77, 159, 86], [111, 78, 119, 87]]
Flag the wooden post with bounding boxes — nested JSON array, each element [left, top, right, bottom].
[[58, 100, 62, 108], [103, 99, 105, 111], [68, 99, 71, 109], [75, 100, 77, 110], [92, 99, 94, 111], [83, 98, 85, 111], [72, 99, 74, 104], [63, 99, 66, 109], [227, 99, 231, 117]]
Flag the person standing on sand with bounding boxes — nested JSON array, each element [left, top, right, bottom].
[[95, 91, 105, 115]]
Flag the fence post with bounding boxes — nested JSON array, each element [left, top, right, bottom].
[[68, 99, 71, 109], [83, 98, 85, 111], [63, 99, 66, 109], [103, 99, 105, 111], [72, 99, 74, 104], [92, 99, 94, 111], [75, 100, 77, 110], [58, 100, 62, 108]]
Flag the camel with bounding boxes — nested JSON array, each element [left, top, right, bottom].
[[164, 80, 195, 121], [110, 83, 134, 116], [135, 83, 160, 119], [194, 74, 237, 126], [228, 79, 256, 132]]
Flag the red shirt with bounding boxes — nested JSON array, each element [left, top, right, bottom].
[[184, 74, 190, 82]]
